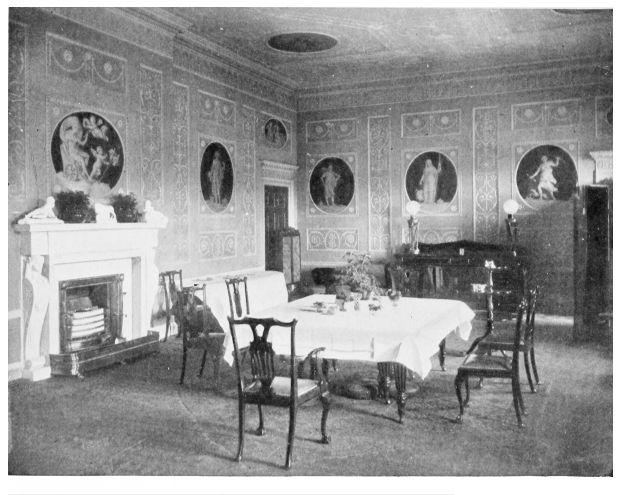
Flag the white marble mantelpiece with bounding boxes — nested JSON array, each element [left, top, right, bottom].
[[15, 222, 164, 381]]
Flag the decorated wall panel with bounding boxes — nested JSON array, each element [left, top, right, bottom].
[[198, 231, 237, 259], [473, 106, 499, 242], [368, 116, 391, 252], [595, 96, 613, 138], [8, 22, 27, 205], [306, 118, 358, 143], [239, 106, 257, 256], [139, 65, 163, 203], [170, 82, 190, 262], [307, 228, 359, 251], [46, 32, 126, 93], [511, 99, 580, 130], [198, 90, 236, 128], [401, 109, 461, 138]]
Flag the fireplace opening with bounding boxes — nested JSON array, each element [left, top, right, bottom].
[[59, 274, 124, 353]]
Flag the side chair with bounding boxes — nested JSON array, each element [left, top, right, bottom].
[[454, 296, 530, 427], [159, 270, 183, 342], [228, 316, 331, 470], [225, 276, 250, 317], [179, 284, 226, 387]]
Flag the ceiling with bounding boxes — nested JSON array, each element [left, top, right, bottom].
[[159, 8, 613, 90]]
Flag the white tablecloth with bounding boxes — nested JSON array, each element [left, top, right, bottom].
[[192, 270, 288, 333], [223, 294, 475, 379]]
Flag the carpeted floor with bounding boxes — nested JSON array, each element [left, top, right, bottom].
[[8, 320, 612, 476]]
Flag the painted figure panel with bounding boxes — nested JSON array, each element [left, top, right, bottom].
[[309, 157, 355, 214], [405, 151, 457, 214], [51, 112, 124, 197], [516, 145, 577, 206], [200, 142, 234, 213], [264, 118, 287, 149]]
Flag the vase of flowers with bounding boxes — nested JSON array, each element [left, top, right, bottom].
[[336, 251, 378, 300]]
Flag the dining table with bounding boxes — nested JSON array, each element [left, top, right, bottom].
[[222, 293, 476, 422]]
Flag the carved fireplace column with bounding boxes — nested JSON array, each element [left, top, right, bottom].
[[22, 255, 51, 381]]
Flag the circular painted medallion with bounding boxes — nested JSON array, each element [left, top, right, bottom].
[[405, 151, 457, 214], [309, 157, 354, 214], [200, 142, 234, 213]]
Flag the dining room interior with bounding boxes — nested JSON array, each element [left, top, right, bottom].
[[6, 5, 614, 483]]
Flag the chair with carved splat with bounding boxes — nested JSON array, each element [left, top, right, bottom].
[[228, 316, 331, 469], [179, 284, 226, 386], [159, 270, 183, 342], [454, 296, 530, 427], [225, 276, 250, 318]]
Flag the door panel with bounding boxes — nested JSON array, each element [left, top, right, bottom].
[[264, 185, 289, 270]]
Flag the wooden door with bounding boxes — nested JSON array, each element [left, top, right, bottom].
[[264, 185, 289, 270]]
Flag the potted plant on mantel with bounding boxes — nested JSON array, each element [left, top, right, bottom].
[[335, 251, 378, 300]]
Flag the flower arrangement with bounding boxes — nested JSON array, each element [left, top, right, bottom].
[[53, 190, 95, 223], [109, 192, 141, 223], [336, 251, 378, 299]]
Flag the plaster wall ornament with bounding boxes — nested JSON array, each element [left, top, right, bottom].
[[144, 200, 168, 228], [22, 255, 51, 381], [17, 197, 63, 225]]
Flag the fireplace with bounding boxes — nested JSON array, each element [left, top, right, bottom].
[[15, 222, 165, 381], [59, 274, 124, 353]]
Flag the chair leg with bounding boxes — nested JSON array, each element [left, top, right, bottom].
[[212, 355, 221, 390], [438, 338, 446, 371], [198, 350, 208, 377], [530, 348, 541, 385], [285, 405, 297, 470], [464, 376, 471, 407], [163, 314, 170, 342], [511, 377, 524, 428], [320, 392, 331, 444], [179, 344, 188, 385], [455, 372, 465, 423], [523, 350, 537, 393], [236, 398, 245, 462], [515, 377, 527, 416], [256, 403, 265, 436]]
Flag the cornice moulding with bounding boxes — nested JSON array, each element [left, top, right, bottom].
[[262, 161, 299, 180], [116, 7, 193, 35]]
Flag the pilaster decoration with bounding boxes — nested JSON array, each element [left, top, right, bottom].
[[473, 107, 499, 242], [170, 82, 190, 262], [139, 65, 163, 204], [401, 109, 461, 138], [595, 96, 613, 138], [22, 256, 51, 381], [198, 90, 236, 128], [9, 22, 27, 203], [307, 229, 359, 251], [306, 118, 358, 143], [511, 99, 580, 130], [238, 105, 257, 256], [297, 60, 611, 112], [198, 231, 236, 259], [368, 116, 391, 252], [46, 33, 126, 93]]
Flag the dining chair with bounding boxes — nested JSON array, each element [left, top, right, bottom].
[[454, 297, 529, 427], [179, 284, 226, 386], [474, 287, 540, 392], [225, 276, 250, 317], [159, 270, 183, 342], [228, 316, 331, 469]]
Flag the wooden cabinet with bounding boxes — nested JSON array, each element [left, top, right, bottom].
[[267, 229, 301, 288], [573, 184, 612, 341]]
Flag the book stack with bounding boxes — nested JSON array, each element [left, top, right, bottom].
[[68, 307, 106, 348]]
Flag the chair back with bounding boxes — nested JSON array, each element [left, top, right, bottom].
[[179, 284, 208, 340], [523, 287, 539, 343], [225, 277, 250, 318], [160, 270, 183, 316], [510, 298, 528, 374], [228, 316, 297, 396]]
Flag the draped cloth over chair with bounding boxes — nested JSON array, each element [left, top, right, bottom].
[[179, 284, 226, 386], [228, 316, 331, 470], [454, 294, 533, 427]]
